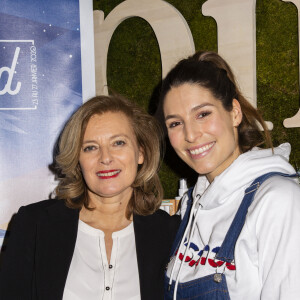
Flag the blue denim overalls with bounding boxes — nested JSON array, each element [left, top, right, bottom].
[[165, 172, 299, 300]]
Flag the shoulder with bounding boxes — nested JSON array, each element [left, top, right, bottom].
[[134, 209, 180, 239], [155, 209, 181, 231], [13, 199, 77, 224], [154, 209, 169, 217], [255, 175, 300, 204], [248, 175, 300, 232], [19, 198, 61, 211], [135, 209, 180, 226], [152, 208, 180, 220], [17, 198, 62, 214], [133, 210, 180, 258]]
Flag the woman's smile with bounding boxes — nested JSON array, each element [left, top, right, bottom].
[[164, 83, 242, 182], [79, 112, 144, 202], [96, 169, 121, 179], [187, 141, 215, 158]]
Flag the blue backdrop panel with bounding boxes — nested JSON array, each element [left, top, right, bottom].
[[0, 0, 84, 241]]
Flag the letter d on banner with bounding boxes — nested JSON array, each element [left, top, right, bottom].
[[0, 46, 21, 95]]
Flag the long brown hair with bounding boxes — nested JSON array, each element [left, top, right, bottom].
[[160, 51, 272, 152]]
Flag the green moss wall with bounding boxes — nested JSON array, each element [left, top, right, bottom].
[[93, 0, 300, 197]]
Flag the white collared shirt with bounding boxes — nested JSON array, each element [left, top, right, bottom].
[[63, 220, 140, 300]]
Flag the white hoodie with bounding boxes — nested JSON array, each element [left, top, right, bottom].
[[166, 143, 300, 300]]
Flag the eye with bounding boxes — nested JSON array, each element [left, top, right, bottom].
[[168, 121, 182, 128], [197, 111, 211, 119], [82, 145, 97, 152], [114, 140, 126, 146]]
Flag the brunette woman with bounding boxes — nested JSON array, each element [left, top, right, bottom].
[[160, 51, 300, 300]]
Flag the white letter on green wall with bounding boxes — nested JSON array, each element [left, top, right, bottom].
[[203, 0, 273, 129], [282, 0, 300, 128], [94, 0, 195, 95]]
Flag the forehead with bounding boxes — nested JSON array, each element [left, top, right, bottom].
[[163, 83, 219, 114], [84, 111, 135, 137]]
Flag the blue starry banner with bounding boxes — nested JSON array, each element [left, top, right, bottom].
[[0, 0, 95, 247]]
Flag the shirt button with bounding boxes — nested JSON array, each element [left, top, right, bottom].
[[106, 286, 110, 291], [109, 265, 113, 269]]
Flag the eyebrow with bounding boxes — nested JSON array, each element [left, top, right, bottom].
[[165, 102, 214, 121], [82, 134, 130, 144]]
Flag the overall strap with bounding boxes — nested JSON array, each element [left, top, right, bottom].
[[170, 187, 194, 256], [215, 171, 299, 263]]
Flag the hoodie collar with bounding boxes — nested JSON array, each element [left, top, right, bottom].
[[192, 143, 295, 210]]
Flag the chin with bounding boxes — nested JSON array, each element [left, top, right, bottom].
[[191, 163, 216, 176], [100, 191, 120, 198]]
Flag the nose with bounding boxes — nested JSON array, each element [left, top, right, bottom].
[[99, 147, 112, 165], [184, 122, 200, 143]]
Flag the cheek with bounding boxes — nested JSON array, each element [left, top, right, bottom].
[[206, 116, 233, 139], [79, 156, 94, 175], [167, 130, 182, 149], [117, 150, 140, 168], [205, 118, 223, 135]]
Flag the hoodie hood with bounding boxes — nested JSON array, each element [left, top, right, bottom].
[[188, 143, 295, 211], [167, 143, 299, 300]]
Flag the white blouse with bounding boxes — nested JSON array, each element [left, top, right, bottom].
[[63, 220, 141, 300]]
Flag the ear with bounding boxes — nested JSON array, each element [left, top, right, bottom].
[[231, 99, 242, 127], [138, 147, 144, 165]]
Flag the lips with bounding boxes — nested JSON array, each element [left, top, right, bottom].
[[188, 142, 215, 157], [96, 170, 121, 179]]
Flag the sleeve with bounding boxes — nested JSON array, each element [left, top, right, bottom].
[[254, 176, 300, 299], [0, 206, 37, 300]]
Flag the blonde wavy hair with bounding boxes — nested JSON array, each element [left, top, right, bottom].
[[55, 94, 163, 218]]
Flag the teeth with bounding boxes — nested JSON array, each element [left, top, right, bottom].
[[190, 143, 214, 155], [97, 170, 120, 177]]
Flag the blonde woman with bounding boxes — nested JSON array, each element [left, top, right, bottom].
[[0, 95, 180, 300]]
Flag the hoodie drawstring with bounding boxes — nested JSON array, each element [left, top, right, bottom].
[[169, 194, 202, 299]]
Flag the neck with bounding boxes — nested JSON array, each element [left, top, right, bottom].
[[79, 192, 132, 232], [206, 146, 241, 183]]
